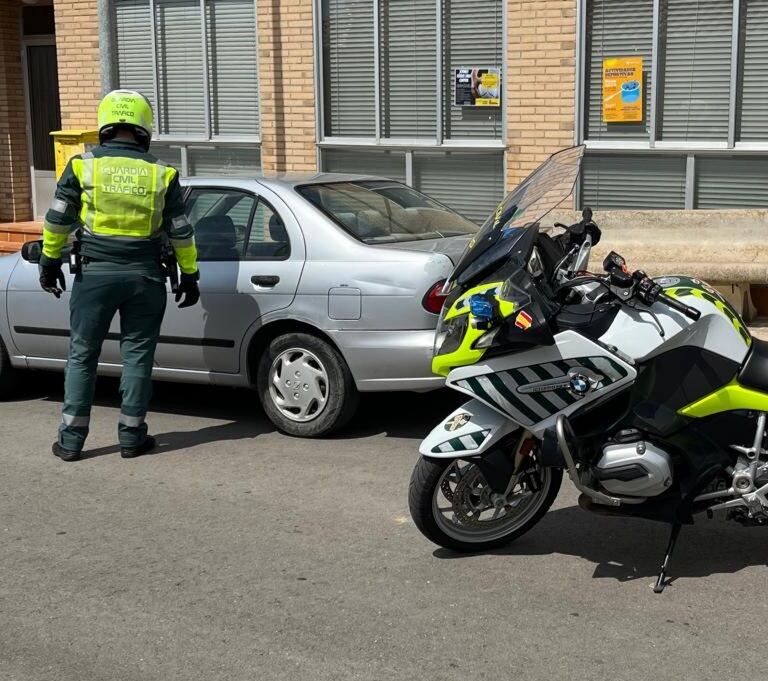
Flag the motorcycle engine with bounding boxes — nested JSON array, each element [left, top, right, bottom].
[[592, 432, 673, 498]]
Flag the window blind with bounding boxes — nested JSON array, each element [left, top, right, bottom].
[[188, 146, 262, 175], [738, 0, 768, 141], [114, 0, 156, 112], [322, 148, 407, 182], [205, 0, 260, 137], [151, 144, 183, 170], [322, 0, 376, 137], [585, 0, 653, 140], [659, 0, 732, 141], [379, 0, 437, 138], [413, 151, 504, 223], [154, 0, 206, 135], [442, 0, 503, 140], [581, 154, 686, 209], [695, 156, 768, 208]]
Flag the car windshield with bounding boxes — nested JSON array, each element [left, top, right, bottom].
[[297, 180, 478, 244], [448, 145, 584, 288]]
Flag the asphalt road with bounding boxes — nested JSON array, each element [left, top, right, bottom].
[[2, 374, 767, 681]]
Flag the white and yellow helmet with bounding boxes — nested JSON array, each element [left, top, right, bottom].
[[97, 90, 154, 147]]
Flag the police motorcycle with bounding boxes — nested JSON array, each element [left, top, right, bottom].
[[408, 145, 768, 592]]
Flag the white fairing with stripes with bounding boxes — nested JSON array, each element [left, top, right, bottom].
[[419, 400, 519, 458], [445, 330, 637, 439]]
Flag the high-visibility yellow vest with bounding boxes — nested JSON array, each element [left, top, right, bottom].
[[72, 152, 176, 238]]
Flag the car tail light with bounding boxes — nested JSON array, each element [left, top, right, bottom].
[[422, 279, 447, 315]]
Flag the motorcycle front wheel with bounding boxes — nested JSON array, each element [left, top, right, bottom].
[[408, 455, 562, 552]]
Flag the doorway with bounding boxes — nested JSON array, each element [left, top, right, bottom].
[[22, 5, 61, 219]]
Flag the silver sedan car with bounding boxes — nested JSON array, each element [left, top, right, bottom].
[[0, 173, 477, 437]]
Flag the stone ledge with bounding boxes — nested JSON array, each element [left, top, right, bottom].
[[549, 208, 768, 285], [0, 222, 43, 234]]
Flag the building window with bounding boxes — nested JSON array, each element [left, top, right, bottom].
[[581, 154, 686, 210], [322, 147, 503, 223], [319, 0, 504, 223], [695, 156, 768, 209], [580, 0, 768, 210], [322, 0, 376, 137], [113, 0, 260, 174], [379, 0, 437, 138]]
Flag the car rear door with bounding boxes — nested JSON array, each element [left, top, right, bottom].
[[6, 250, 76, 363], [153, 183, 305, 376]]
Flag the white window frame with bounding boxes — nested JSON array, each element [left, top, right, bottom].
[[138, 0, 262, 148], [575, 0, 768, 209], [313, 0, 508, 186]]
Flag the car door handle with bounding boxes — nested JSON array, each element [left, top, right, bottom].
[[251, 275, 280, 287]]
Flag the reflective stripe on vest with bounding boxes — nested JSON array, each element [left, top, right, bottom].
[[72, 153, 176, 238]]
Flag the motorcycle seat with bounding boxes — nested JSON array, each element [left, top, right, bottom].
[[738, 338, 768, 393]]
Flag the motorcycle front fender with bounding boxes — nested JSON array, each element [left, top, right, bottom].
[[419, 399, 520, 458]]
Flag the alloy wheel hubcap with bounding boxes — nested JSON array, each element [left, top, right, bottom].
[[269, 348, 329, 422]]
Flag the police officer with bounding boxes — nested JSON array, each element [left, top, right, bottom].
[[39, 90, 200, 462]]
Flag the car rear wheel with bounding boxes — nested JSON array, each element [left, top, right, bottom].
[[0, 336, 19, 400], [257, 332, 359, 437]]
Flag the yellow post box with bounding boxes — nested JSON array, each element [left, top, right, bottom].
[[49, 130, 100, 179]]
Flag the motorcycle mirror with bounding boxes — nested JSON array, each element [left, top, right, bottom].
[[21, 240, 42, 264], [582, 206, 593, 223], [602, 250, 626, 273]]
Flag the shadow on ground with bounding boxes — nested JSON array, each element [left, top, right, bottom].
[[434, 505, 768, 586], [10, 370, 463, 446]]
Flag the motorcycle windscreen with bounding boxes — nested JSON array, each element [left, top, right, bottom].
[[449, 145, 584, 289]]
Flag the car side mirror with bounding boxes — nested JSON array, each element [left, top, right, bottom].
[[21, 240, 43, 264]]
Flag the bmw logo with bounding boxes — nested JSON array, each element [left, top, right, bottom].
[[569, 375, 590, 396]]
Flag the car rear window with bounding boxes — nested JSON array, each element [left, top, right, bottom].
[[297, 180, 478, 244]]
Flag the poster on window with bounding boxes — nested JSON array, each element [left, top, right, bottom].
[[454, 67, 501, 107], [602, 57, 643, 123]]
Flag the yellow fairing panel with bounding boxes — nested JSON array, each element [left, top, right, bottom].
[[432, 325, 487, 378], [679, 379, 768, 418], [432, 281, 516, 377]]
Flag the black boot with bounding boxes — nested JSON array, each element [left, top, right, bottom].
[[121, 435, 156, 459], [52, 442, 81, 462]]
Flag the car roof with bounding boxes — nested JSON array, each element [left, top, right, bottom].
[[182, 172, 395, 191]]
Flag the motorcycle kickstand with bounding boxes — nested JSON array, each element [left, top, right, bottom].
[[653, 522, 682, 594]]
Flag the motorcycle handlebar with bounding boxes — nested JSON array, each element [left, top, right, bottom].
[[656, 293, 701, 321]]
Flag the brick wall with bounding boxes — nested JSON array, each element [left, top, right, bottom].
[[258, 0, 317, 173], [0, 0, 33, 222], [53, 0, 101, 129], [506, 0, 577, 190]]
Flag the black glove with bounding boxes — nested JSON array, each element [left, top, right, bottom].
[[39, 263, 66, 298], [175, 272, 200, 309]]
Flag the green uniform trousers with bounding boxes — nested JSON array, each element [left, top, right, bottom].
[[59, 268, 167, 452]]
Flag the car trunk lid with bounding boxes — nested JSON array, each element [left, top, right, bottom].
[[373, 235, 472, 265]]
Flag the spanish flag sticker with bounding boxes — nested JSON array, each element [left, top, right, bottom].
[[515, 310, 533, 330]]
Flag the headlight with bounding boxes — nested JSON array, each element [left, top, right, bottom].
[[433, 314, 469, 356], [473, 326, 500, 349]]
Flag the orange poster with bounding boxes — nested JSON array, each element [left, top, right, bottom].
[[602, 57, 643, 123]]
